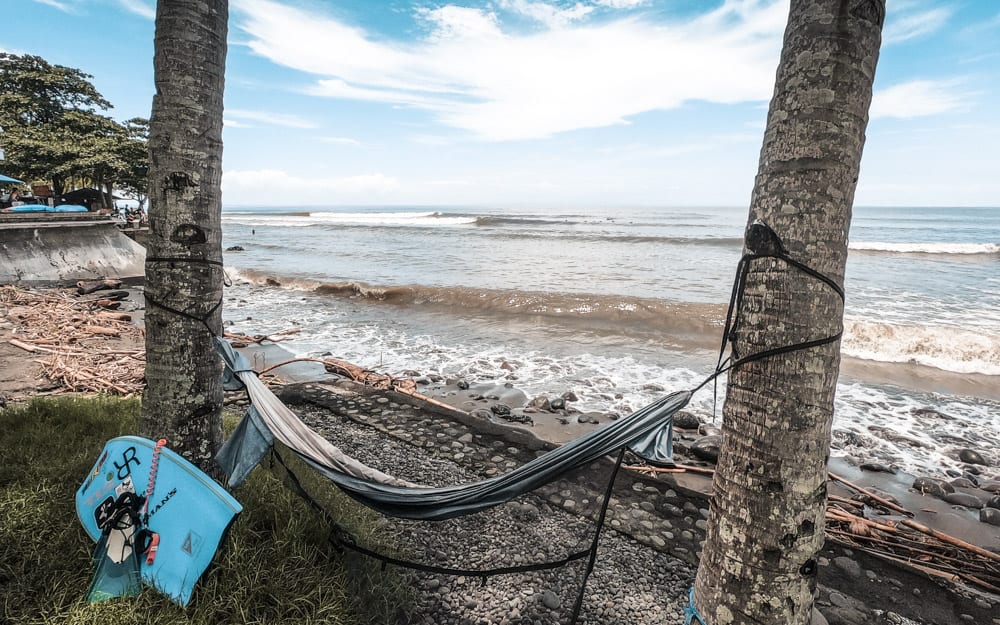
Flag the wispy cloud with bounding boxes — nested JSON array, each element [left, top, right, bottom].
[[593, 0, 650, 8], [499, 1, 594, 28], [32, 0, 75, 12], [234, 0, 788, 141], [225, 109, 318, 129], [870, 80, 968, 119], [319, 136, 362, 146], [116, 0, 155, 19], [883, 4, 952, 45]]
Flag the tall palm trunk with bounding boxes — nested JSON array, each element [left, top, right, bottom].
[[141, 0, 228, 472], [692, 1, 883, 623]]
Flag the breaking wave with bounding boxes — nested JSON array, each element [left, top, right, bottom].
[[227, 268, 724, 337], [849, 241, 1000, 257], [842, 318, 1000, 376]]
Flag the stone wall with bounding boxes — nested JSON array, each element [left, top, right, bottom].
[[0, 217, 145, 284]]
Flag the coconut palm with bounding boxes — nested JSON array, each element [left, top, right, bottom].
[[692, 1, 885, 623], [142, 0, 229, 472]]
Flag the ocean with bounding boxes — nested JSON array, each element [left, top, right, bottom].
[[218, 205, 999, 479]]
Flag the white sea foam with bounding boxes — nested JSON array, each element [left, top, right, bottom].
[[832, 382, 999, 478], [842, 318, 1000, 375], [850, 241, 1000, 255], [222, 211, 477, 228]]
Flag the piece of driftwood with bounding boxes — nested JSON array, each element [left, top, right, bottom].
[[829, 471, 913, 517], [96, 311, 133, 322], [223, 328, 301, 344], [256, 355, 457, 414], [77, 278, 122, 295]]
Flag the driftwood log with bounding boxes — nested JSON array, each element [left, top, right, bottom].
[[77, 278, 122, 295]]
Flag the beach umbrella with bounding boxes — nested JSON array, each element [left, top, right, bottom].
[[0, 173, 24, 184]]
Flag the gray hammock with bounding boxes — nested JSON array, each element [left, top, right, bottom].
[[216, 339, 688, 521]]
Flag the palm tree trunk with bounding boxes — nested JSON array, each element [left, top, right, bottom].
[[141, 0, 228, 472], [692, 1, 884, 623]]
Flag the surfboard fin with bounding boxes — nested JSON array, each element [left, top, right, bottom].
[[86, 492, 143, 602]]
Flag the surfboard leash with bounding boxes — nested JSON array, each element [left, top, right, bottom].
[[141, 438, 168, 565]]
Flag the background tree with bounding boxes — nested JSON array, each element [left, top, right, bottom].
[[692, 2, 884, 624], [0, 53, 147, 199], [141, 0, 228, 471], [114, 118, 151, 208]]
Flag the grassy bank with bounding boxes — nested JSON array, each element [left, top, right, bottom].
[[0, 396, 409, 624]]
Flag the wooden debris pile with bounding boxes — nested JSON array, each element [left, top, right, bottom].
[[625, 463, 1000, 595], [826, 472, 1000, 594], [1, 284, 145, 395]]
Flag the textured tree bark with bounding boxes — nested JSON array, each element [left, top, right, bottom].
[[141, 0, 228, 473], [692, 2, 883, 624]]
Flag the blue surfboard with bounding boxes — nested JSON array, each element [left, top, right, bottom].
[[76, 436, 242, 606]]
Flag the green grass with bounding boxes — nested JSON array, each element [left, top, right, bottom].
[[0, 396, 411, 624]]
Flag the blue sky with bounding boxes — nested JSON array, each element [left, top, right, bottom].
[[4, 0, 998, 207]]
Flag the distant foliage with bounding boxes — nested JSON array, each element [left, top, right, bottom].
[[0, 53, 148, 202]]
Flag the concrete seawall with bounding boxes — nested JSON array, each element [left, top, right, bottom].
[[0, 217, 145, 285]]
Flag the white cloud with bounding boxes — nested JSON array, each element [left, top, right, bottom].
[[223, 118, 254, 128], [116, 0, 155, 19], [593, 0, 649, 8], [226, 109, 318, 128], [499, 1, 594, 28], [234, 0, 788, 141], [883, 6, 952, 44], [870, 80, 968, 119], [223, 169, 398, 204], [319, 136, 362, 146], [32, 0, 74, 12], [416, 5, 504, 41]]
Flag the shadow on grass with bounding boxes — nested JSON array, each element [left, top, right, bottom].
[[0, 396, 412, 624]]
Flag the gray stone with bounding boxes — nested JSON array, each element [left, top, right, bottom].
[[987, 495, 1000, 509], [673, 411, 701, 430], [911, 477, 953, 498], [860, 462, 897, 474], [980, 507, 1000, 526], [828, 591, 851, 608], [458, 433, 474, 444], [958, 448, 989, 466], [528, 395, 550, 411], [943, 492, 984, 508], [833, 556, 862, 579], [690, 435, 722, 462], [949, 477, 977, 488], [822, 605, 867, 625], [541, 590, 560, 610], [698, 424, 721, 436], [811, 608, 829, 625]]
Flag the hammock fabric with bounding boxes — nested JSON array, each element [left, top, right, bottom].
[[216, 339, 688, 521]]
